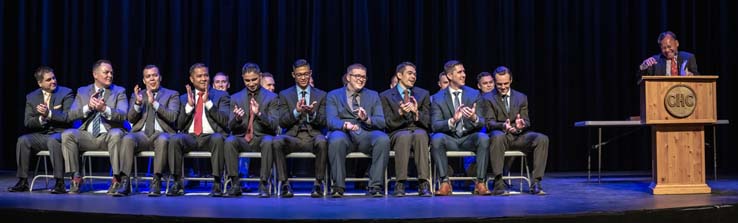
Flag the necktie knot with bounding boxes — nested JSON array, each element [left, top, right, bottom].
[[300, 91, 307, 99]]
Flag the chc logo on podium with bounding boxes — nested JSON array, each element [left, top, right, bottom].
[[664, 85, 696, 118]]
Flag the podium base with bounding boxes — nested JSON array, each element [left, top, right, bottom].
[[650, 183, 711, 195]]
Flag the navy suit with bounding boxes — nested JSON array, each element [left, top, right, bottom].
[[640, 51, 699, 76], [429, 86, 489, 181], [326, 87, 390, 190]]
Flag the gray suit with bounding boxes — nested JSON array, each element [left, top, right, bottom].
[[430, 85, 489, 181], [326, 87, 389, 189], [379, 86, 431, 182], [224, 87, 279, 182], [273, 86, 328, 183], [481, 89, 548, 181], [169, 88, 230, 179], [62, 84, 128, 174], [119, 87, 179, 176], [17, 86, 74, 179]]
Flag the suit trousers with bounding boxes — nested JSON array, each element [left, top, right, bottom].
[[224, 135, 274, 182], [168, 133, 225, 178], [16, 133, 64, 179], [61, 128, 125, 174], [489, 130, 549, 180], [327, 130, 390, 189], [273, 132, 327, 182], [430, 132, 489, 180], [119, 131, 168, 176], [390, 129, 430, 181]]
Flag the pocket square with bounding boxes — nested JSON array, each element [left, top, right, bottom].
[[53, 105, 62, 109]]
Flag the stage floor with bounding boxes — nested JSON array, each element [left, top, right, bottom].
[[2, 171, 738, 221]]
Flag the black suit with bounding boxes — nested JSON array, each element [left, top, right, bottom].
[[273, 86, 328, 183], [119, 87, 179, 177], [224, 87, 280, 182], [379, 86, 431, 182], [481, 89, 548, 181], [16, 86, 74, 179], [640, 51, 700, 76], [169, 88, 230, 179], [429, 86, 489, 181]]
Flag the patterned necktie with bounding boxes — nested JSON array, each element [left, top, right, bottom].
[[193, 92, 204, 136], [452, 91, 463, 137], [670, 58, 678, 76], [44, 91, 52, 108], [300, 91, 309, 129], [351, 93, 360, 111], [145, 92, 157, 136], [92, 89, 104, 136], [503, 95, 510, 113], [403, 89, 410, 104], [244, 92, 256, 142]]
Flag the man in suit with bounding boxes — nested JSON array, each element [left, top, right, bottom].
[[223, 63, 280, 197], [62, 59, 128, 194], [380, 62, 432, 197], [327, 63, 390, 198], [273, 59, 328, 198], [8, 66, 73, 194], [477, 72, 495, 94], [639, 31, 699, 76], [260, 72, 276, 93], [482, 66, 549, 195], [168, 63, 230, 197], [430, 60, 491, 196], [213, 72, 231, 92], [438, 71, 449, 91], [116, 65, 179, 197]]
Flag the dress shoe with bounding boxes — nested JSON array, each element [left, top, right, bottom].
[[418, 181, 432, 197], [148, 177, 162, 197], [529, 180, 546, 195], [434, 181, 453, 196], [367, 186, 383, 197], [69, 177, 83, 194], [113, 177, 131, 197], [330, 186, 344, 198], [211, 182, 224, 197], [50, 179, 66, 194], [310, 184, 323, 198], [393, 181, 406, 197], [166, 181, 184, 196], [473, 181, 492, 196], [107, 178, 120, 195], [492, 179, 508, 196], [7, 178, 29, 192], [225, 184, 242, 197], [280, 182, 294, 198], [257, 181, 270, 198]]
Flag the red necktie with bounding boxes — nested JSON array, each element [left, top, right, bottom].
[[244, 93, 255, 142], [193, 92, 204, 136], [403, 89, 410, 104], [671, 59, 678, 76]]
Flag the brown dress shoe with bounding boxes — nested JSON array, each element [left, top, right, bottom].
[[473, 182, 492, 196], [435, 181, 453, 196]]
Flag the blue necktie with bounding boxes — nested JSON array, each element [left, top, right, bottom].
[[92, 89, 104, 136], [453, 92, 463, 137]]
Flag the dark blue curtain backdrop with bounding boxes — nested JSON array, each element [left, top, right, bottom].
[[1, 0, 736, 173]]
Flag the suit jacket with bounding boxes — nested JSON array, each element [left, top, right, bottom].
[[277, 85, 327, 137], [481, 89, 531, 133], [430, 85, 485, 136], [228, 87, 279, 137], [24, 86, 74, 133], [640, 51, 700, 76], [326, 87, 386, 131], [379, 86, 431, 133], [176, 87, 230, 134], [69, 84, 128, 131], [127, 87, 180, 133]]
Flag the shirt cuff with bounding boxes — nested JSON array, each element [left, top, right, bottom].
[[205, 100, 213, 110], [103, 107, 112, 118], [448, 118, 455, 129], [153, 101, 160, 110], [134, 104, 142, 113], [39, 116, 47, 125], [185, 104, 194, 114], [83, 105, 90, 118], [293, 109, 300, 119]]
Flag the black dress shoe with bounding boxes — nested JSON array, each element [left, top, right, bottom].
[[310, 184, 323, 198], [225, 184, 242, 197], [368, 186, 383, 197], [492, 179, 509, 196], [257, 182, 270, 198], [529, 181, 546, 195], [331, 187, 344, 198], [69, 177, 83, 194], [393, 181, 406, 197], [50, 179, 66, 194], [148, 177, 162, 197], [418, 181, 432, 197], [280, 183, 294, 198], [211, 182, 224, 197], [7, 178, 29, 192], [166, 181, 184, 196], [113, 177, 131, 197]]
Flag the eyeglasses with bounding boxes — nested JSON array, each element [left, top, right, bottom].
[[349, 74, 367, 80]]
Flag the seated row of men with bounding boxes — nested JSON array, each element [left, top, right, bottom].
[[9, 59, 549, 198]]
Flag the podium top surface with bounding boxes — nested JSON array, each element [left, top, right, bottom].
[[574, 119, 729, 127], [639, 75, 718, 82]]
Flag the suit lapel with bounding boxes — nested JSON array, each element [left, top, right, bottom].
[[338, 88, 352, 115], [444, 89, 455, 116]]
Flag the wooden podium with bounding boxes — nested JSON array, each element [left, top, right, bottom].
[[639, 76, 717, 195]]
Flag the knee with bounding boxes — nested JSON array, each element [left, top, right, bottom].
[[537, 134, 549, 145], [61, 129, 76, 142], [490, 131, 506, 142], [430, 133, 445, 148], [17, 135, 32, 148]]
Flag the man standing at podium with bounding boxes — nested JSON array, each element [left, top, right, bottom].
[[639, 31, 699, 76]]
